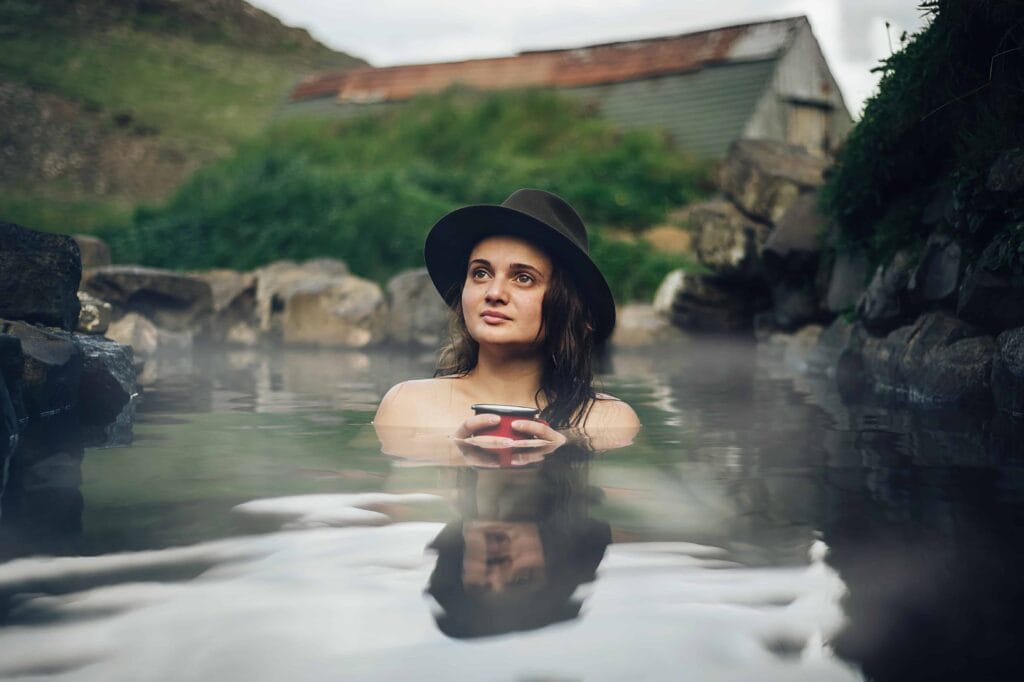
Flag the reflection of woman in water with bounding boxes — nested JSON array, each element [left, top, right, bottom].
[[374, 189, 639, 448], [427, 446, 611, 638]]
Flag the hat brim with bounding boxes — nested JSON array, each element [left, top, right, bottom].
[[424, 204, 616, 343]]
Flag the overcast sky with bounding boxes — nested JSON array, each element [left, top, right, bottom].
[[247, 0, 929, 117]]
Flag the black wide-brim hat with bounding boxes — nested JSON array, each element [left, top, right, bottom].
[[424, 188, 616, 342]]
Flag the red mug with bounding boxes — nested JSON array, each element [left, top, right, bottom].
[[471, 404, 546, 439]]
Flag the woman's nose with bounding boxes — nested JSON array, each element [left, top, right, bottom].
[[485, 278, 508, 303]]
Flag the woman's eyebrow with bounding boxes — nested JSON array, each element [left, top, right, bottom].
[[468, 258, 492, 268], [510, 262, 545, 276]]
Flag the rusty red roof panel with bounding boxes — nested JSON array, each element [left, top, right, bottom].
[[291, 17, 802, 103]]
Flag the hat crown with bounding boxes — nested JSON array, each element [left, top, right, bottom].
[[501, 189, 589, 253]]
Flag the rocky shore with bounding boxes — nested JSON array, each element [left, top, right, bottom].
[[1, 222, 138, 501], [648, 140, 1024, 418]]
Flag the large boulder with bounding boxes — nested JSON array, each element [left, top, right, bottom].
[[907, 233, 961, 305], [0, 320, 83, 418], [825, 250, 870, 314], [72, 234, 111, 269], [1, 333, 25, 459], [386, 268, 449, 347], [992, 327, 1024, 417], [986, 148, 1024, 194], [611, 303, 689, 348], [81, 266, 213, 333], [837, 312, 992, 408], [70, 334, 136, 427], [653, 269, 764, 333], [254, 259, 349, 337], [76, 291, 112, 334], [282, 275, 388, 348], [106, 312, 192, 357], [192, 269, 259, 345], [956, 233, 1024, 332], [688, 200, 768, 281], [761, 192, 824, 278], [858, 251, 915, 335], [0, 222, 81, 331], [760, 193, 829, 330], [718, 139, 828, 224]]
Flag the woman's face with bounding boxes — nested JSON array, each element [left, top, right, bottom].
[[462, 235, 552, 350]]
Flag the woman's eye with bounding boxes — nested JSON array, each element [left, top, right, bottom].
[[471, 268, 490, 280], [514, 273, 534, 284]]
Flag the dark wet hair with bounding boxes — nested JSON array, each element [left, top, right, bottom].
[[435, 250, 597, 428]]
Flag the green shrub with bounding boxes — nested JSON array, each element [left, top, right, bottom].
[[103, 88, 712, 298], [821, 0, 1024, 265]]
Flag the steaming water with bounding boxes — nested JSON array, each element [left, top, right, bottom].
[[1, 339, 1022, 681]]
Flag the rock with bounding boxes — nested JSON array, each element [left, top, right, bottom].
[[0, 320, 83, 418], [718, 139, 829, 224], [858, 251, 915, 335], [70, 334, 136, 426], [192, 269, 259, 345], [992, 327, 1024, 417], [72, 234, 111, 269], [641, 225, 692, 254], [768, 283, 820, 331], [913, 335, 994, 407], [689, 200, 769, 281], [282, 275, 388, 348], [838, 312, 991, 407], [1, 369, 18, 460], [653, 269, 685, 317], [82, 266, 212, 333], [106, 313, 192, 357], [386, 268, 449, 347], [825, 250, 870, 313], [653, 270, 763, 333], [812, 316, 855, 373], [254, 259, 349, 337], [0, 221, 81, 331], [76, 291, 112, 334], [0, 333, 26, 421], [762, 193, 824, 277], [986, 148, 1024, 193], [757, 193, 828, 330], [908, 233, 961, 304], [611, 303, 690, 347], [1, 333, 25, 458], [956, 233, 1024, 331]]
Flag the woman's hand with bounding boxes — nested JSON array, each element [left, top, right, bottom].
[[453, 415, 567, 466]]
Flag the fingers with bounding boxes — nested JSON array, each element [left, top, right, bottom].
[[510, 419, 567, 445], [454, 413, 501, 439]]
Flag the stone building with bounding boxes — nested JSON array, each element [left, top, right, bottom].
[[285, 16, 852, 159]]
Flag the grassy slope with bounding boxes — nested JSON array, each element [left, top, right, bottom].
[[103, 88, 712, 301], [0, 0, 363, 232]]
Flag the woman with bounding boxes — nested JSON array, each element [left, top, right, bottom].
[[374, 188, 639, 450]]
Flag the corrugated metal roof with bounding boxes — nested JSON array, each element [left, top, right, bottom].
[[290, 16, 804, 103]]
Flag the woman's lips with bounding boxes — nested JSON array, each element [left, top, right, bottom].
[[481, 310, 511, 324]]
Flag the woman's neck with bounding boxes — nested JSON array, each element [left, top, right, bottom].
[[466, 346, 545, 407]]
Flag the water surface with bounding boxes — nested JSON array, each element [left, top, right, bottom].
[[1, 340, 1021, 681]]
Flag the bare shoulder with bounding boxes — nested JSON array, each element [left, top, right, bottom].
[[374, 377, 456, 426], [585, 393, 641, 430]]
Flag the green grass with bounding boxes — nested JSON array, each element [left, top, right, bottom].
[[0, 26, 325, 149], [0, 190, 133, 234], [102, 88, 713, 301]]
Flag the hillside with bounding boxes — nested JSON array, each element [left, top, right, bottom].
[[101, 88, 712, 301], [0, 0, 365, 231]]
